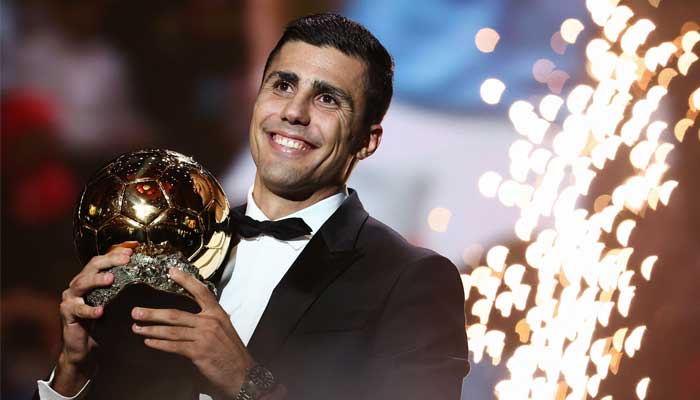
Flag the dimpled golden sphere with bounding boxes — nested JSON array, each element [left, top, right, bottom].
[[74, 149, 231, 279]]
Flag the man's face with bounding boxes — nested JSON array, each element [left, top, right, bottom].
[[249, 41, 380, 199]]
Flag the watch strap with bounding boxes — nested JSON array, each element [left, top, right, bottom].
[[233, 364, 276, 400]]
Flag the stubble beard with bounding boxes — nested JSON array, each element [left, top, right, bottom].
[[257, 161, 315, 198]]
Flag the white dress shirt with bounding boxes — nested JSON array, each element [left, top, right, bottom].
[[38, 186, 348, 400], [217, 187, 348, 345]]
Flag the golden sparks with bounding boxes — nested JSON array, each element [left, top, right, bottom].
[[658, 180, 678, 205], [636, 377, 651, 399], [657, 67, 678, 88], [674, 118, 694, 141], [587, 0, 618, 27], [690, 88, 700, 111], [678, 52, 699, 75], [604, 6, 634, 42], [624, 326, 646, 358], [486, 245, 509, 273], [640, 255, 658, 280], [681, 30, 700, 52], [681, 21, 700, 35], [469, 0, 700, 398], [621, 19, 656, 56], [616, 219, 636, 246]]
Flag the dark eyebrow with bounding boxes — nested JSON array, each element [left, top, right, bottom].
[[313, 80, 354, 109], [264, 70, 299, 85]]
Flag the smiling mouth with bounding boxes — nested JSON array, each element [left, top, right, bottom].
[[268, 132, 316, 152]]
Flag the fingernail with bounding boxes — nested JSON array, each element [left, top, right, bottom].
[[168, 267, 178, 277], [132, 307, 142, 318], [105, 273, 113, 282], [132, 323, 141, 331]]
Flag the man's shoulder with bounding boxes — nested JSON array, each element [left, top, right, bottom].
[[357, 215, 453, 270], [325, 189, 457, 277]]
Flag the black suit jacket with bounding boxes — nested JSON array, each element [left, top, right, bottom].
[[242, 190, 469, 399]]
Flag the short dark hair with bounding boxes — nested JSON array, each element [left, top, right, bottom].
[[263, 13, 394, 128]]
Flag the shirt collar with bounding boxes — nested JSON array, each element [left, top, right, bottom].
[[244, 186, 349, 249]]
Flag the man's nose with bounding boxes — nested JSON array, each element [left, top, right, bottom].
[[281, 96, 311, 126]]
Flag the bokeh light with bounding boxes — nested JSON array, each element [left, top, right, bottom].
[[427, 207, 452, 233], [481, 78, 507, 105], [476, 28, 501, 53], [532, 59, 556, 83], [561, 18, 585, 44]]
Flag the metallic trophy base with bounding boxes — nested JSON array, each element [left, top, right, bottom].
[[85, 243, 217, 307]]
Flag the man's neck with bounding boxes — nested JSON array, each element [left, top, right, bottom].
[[252, 176, 344, 220]]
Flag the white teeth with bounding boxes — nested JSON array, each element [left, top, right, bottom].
[[273, 134, 308, 150]]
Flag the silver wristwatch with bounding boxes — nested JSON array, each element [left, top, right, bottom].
[[233, 364, 276, 400]]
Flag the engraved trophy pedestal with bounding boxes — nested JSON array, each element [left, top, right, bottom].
[[89, 284, 201, 400]]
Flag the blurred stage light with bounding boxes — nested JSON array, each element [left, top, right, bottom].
[[476, 28, 501, 53], [481, 78, 507, 104]]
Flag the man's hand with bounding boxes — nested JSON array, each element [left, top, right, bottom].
[[131, 267, 255, 398], [53, 246, 133, 396]]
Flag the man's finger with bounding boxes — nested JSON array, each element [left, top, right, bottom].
[[62, 302, 103, 323], [168, 268, 218, 310], [73, 303, 104, 320], [107, 241, 139, 252], [69, 272, 114, 297], [143, 338, 191, 358], [83, 250, 132, 273], [132, 307, 199, 327], [132, 324, 197, 341]]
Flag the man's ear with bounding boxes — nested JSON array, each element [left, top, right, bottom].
[[355, 124, 383, 160]]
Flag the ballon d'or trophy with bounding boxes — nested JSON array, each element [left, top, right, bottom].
[[73, 149, 232, 400]]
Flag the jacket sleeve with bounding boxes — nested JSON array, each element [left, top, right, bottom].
[[367, 254, 470, 400]]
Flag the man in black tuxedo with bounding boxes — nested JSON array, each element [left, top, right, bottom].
[[42, 14, 469, 400]]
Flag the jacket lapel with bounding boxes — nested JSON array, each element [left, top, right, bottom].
[[246, 191, 368, 364]]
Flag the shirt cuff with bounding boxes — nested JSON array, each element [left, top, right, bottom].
[[37, 367, 91, 400]]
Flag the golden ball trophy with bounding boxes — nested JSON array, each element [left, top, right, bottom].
[[73, 149, 232, 399]]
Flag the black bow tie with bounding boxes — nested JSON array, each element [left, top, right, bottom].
[[230, 208, 312, 240]]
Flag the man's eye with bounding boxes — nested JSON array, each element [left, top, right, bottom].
[[319, 94, 338, 106], [274, 81, 293, 92]]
